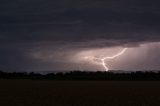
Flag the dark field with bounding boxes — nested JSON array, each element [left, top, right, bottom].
[[0, 80, 160, 106]]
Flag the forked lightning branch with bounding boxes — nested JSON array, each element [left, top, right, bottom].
[[84, 48, 128, 71]]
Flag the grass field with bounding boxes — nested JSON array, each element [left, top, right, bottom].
[[0, 80, 160, 106]]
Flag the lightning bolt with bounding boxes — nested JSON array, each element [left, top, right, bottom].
[[98, 48, 127, 71], [85, 48, 127, 71]]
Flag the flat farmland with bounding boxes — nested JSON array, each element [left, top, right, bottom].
[[0, 80, 160, 106]]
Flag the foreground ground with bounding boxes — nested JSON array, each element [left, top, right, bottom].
[[0, 80, 160, 106]]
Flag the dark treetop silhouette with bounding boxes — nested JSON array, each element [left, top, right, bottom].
[[0, 70, 160, 81]]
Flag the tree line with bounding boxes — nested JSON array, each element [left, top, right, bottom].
[[0, 70, 160, 80]]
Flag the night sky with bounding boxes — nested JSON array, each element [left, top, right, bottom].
[[1, 0, 160, 72]]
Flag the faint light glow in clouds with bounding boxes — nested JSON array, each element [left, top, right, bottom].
[[31, 42, 160, 71]]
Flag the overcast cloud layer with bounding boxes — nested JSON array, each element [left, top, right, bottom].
[[1, 0, 160, 71]]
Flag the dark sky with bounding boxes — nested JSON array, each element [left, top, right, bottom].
[[1, 0, 160, 72]]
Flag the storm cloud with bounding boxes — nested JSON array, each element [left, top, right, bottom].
[[1, 0, 160, 71]]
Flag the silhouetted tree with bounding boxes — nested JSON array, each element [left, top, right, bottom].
[[0, 70, 160, 80]]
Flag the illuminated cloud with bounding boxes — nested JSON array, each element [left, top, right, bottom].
[[0, 0, 160, 71]]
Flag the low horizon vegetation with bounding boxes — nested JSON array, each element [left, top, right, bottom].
[[0, 70, 160, 80]]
